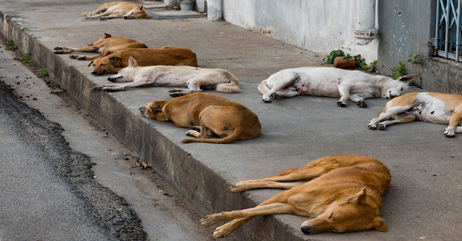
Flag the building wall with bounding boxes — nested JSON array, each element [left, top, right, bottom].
[[219, 0, 379, 62]]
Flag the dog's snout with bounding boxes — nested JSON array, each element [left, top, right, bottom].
[[301, 225, 313, 234], [91, 71, 98, 75], [123, 16, 128, 19], [139, 106, 146, 114], [389, 94, 398, 99]]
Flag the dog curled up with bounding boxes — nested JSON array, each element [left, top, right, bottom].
[[92, 56, 240, 96], [82, 2, 147, 20], [201, 154, 391, 238], [368, 92, 462, 137], [259, 67, 416, 107], [139, 92, 261, 144]]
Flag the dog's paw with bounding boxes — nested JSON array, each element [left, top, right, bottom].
[[337, 101, 347, 107], [169, 91, 186, 98], [200, 215, 219, 227], [213, 225, 233, 239], [229, 185, 244, 193], [444, 129, 456, 138], [356, 100, 368, 108], [368, 124, 377, 130], [185, 130, 200, 137], [377, 124, 387, 130], [91, 86, 103, 92], [262, 98, 272, 103], [54, 46, 63, 51], [69, 54, 78, 59]]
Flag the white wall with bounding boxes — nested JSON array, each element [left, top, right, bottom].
[[201, 0, 379, 62]]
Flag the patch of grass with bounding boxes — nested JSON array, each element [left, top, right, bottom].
[[408, 53, 422, 65], [36, 68, 48, 78], [17, 53, 36, 66], [392, 61, 406, 79], [5, 40, 18, 51]]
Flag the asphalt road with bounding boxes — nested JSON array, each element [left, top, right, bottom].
[[0, 41, 214, 240]]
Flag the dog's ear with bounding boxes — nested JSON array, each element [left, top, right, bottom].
[[397, 74, 417, 84], [346, 187, 367, 205], [150, 104, 163, 113], [104, 33, 112, 38], [88, 60, 94, 67], [137, 4, 144, 10], [128, 56, 138, 68], [373, 216, 388, 232], [109, 57, 122, 67]]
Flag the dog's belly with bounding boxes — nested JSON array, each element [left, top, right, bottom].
[[295, 78, 340, 97], [406, 100, 451, 124]]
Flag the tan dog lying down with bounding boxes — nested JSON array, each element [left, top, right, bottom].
[[89, 46, 198, 75], [91, 57, 240, 96], [82, 2, 147, 20], [368, 92, 462, 137], [201, 154, 391, 238], [53, 33, 147, 60], [140, 92, 261, 144]]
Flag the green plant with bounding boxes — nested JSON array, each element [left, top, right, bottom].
[[407, 53, 422, 65], [323, 49, 345, 64], [362, 61, 377, 72], [36, 68, 48, 78], [5, 40, 18, 51], [18, 53, 36, 66], [392, 61, 406, 79]]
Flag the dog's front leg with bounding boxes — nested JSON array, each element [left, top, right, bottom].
[[212, 218, 251, 238]]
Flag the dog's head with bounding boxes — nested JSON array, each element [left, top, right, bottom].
[[300, 188, 388, 234], [107, 56, 138, 82], [89, 56, 122, 75], [382, 75, 417, 99], [123, 5, 147, 19], [142, 100, 169, 121]]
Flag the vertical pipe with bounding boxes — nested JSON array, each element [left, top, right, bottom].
[[444, 0, 450, 58], [456, 0, 460, 61]]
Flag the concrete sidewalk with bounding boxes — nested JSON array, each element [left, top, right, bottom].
[[1, 0, 461, 240]]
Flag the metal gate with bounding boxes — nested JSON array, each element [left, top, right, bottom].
[[434, 0, 461, 61]]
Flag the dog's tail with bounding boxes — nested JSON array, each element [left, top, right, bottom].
[[216, 71, 241, 93], [257, 79, 270, 94], [182, 127, 245, 144]]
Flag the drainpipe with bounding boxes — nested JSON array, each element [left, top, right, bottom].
[[207, 0, 223, 21], [354, 0, 378, 45]]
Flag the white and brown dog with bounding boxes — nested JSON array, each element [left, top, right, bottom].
[[368, 92, 462, 137], [92, 57, 240, 97], [258, 67, 416, 107]]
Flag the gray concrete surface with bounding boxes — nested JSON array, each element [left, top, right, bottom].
[[1, 0, 461, 240]]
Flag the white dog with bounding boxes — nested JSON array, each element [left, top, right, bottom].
[[92, 57, 240, 97], [258, 67, 416, 107]]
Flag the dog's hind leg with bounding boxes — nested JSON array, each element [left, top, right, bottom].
[[444, 108, 462, 137], [230, 180, 306, 193], [337, 84, 352, 107], [349, 93, 367, 108], [262, 74, 297, 103], [210, 218, 252, 238]]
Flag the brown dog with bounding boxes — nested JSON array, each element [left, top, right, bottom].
[[89, 46, 198, 75], [140, 92, 261, 144], [53, 33, 147, 60], [82, 2, 147, 20], [201, 154, 391, 238]]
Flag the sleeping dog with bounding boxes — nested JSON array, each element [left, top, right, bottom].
[[368, 92, 462, 137], [258, 67, 416, 107]]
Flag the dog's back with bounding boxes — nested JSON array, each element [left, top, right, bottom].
[[119, 47, 198, 67]]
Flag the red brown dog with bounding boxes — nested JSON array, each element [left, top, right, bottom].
[[201, 154, 391, 238], [140, 92, 261, 144], [89, 46, 198, 75]]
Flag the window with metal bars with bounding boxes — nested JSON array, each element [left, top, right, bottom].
[[434, 0, 461, 61]]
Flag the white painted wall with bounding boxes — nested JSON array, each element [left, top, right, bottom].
[[197, 0, 379, 62]]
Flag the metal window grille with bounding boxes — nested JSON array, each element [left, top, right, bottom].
[[434, 0, 461, 61]]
